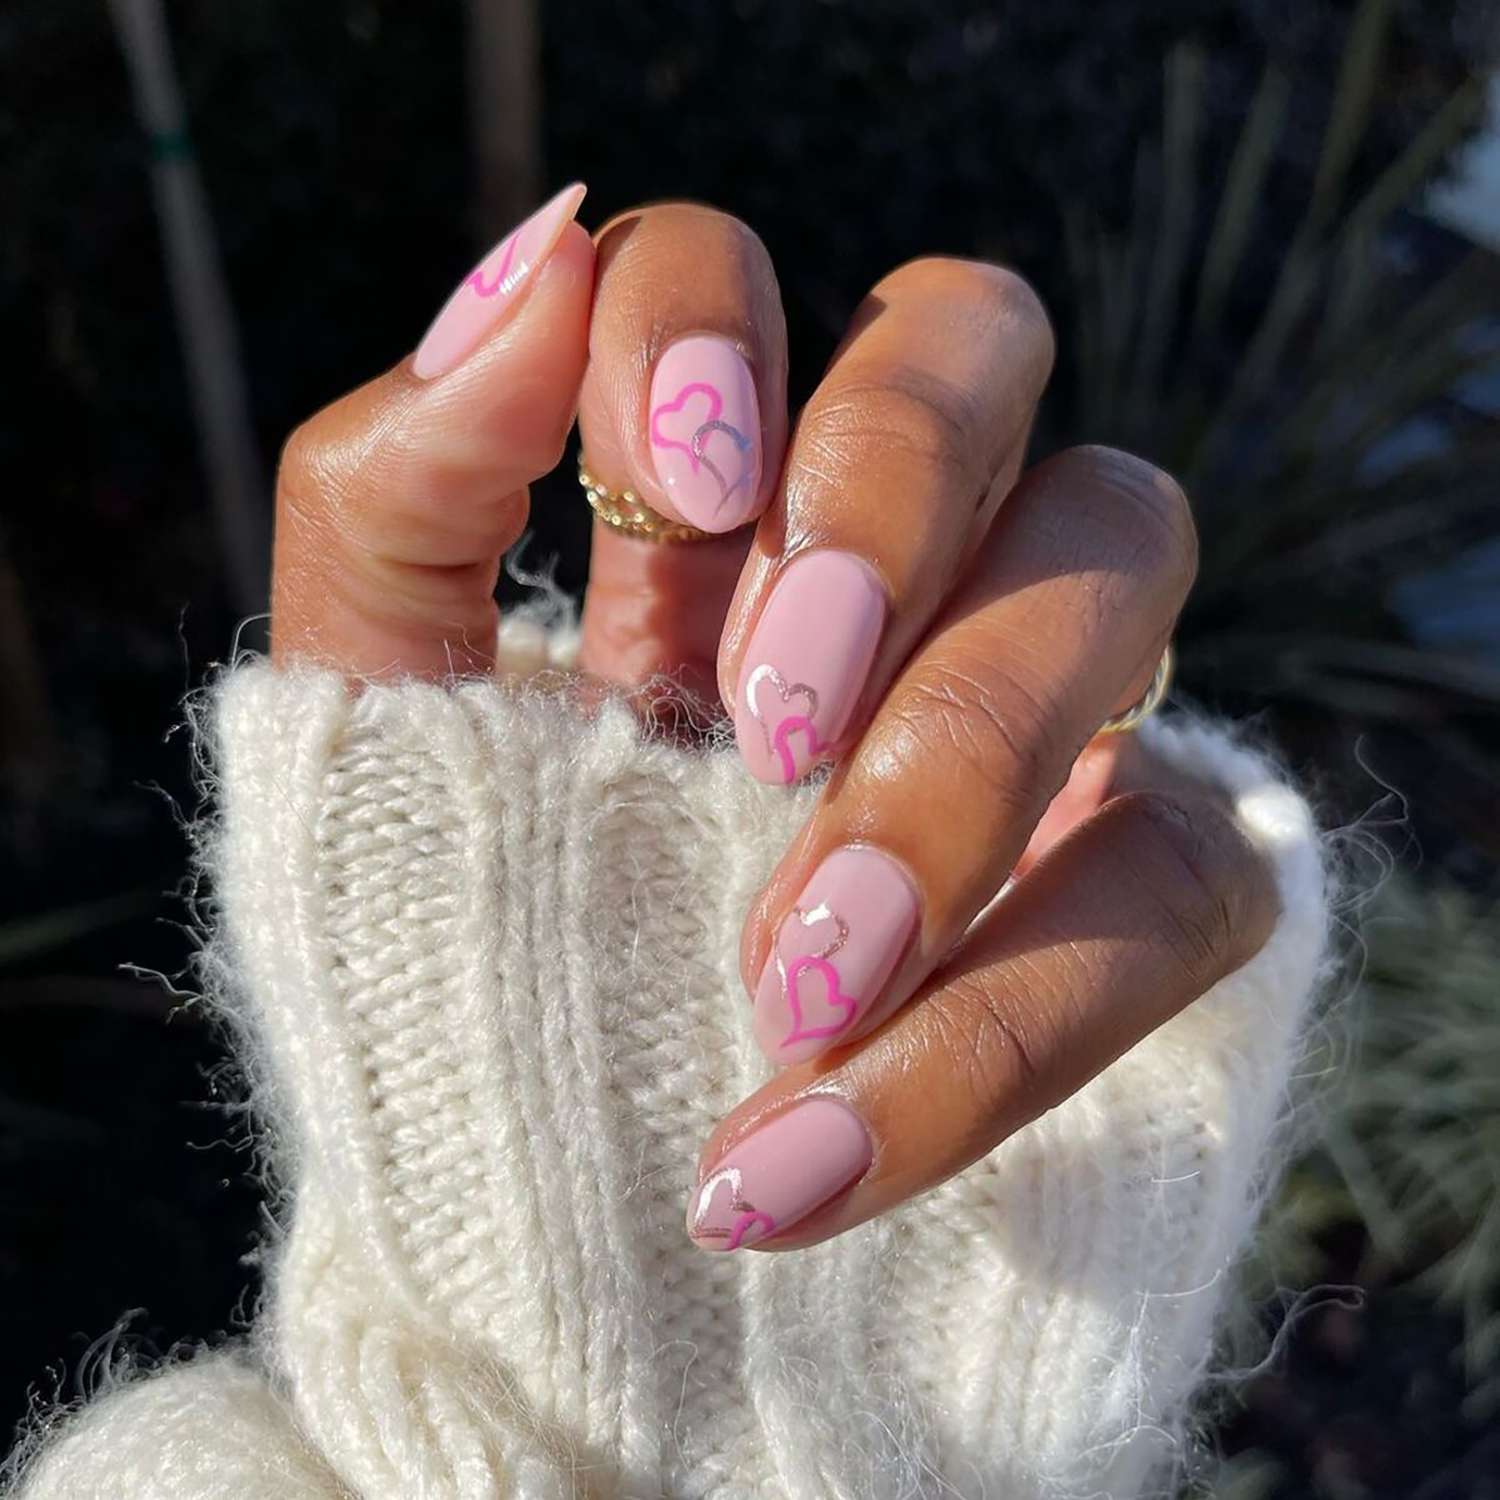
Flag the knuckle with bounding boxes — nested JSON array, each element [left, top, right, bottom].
[[277, 416, 320, 501], [510, 403, 572, 477], [888, 649, 1066, 823], [1058, 445, 1199, 601], [277, 380, 421, 532], [807, 370, 986, 492], [1122, 790, 1268, 985], [976, 262, 1056, 371], [928, 968, 1048, 1126], [601, 203, 776, 362], [890, 256, 1052, 333], [884, 256, 1057, 386], [277, 412, 351, 533]]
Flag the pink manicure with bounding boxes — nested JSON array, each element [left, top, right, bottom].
[[753, 846, 919, 1064], [733, 549, 887, 784], [412, 182, 586, 380], [648, 335, 762, 532], [686, 1097, 872, 1252]]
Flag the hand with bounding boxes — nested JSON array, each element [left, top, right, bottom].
[[271, 186, 1279, 1251]]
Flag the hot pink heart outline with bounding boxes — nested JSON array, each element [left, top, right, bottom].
[[727, 1211, 777, 1250], [781, 955, 858, 1047], [693, 1167, 778, 1250], [771, 716, 825, 785], [650, 381, 723, 470], [466, 232, 519, 298], [745, 666, 826, 783]]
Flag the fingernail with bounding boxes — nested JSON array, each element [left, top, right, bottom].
[[648, 335, 762, 532], [413, 182, 586, 380], [686, 1097, 872, 1252], [733, 549, 886, 784], [753, 846, 919, 1064]]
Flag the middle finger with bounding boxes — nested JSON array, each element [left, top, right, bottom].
[[719, 255, 1056, 785], [743, 443, 1197, 1064]]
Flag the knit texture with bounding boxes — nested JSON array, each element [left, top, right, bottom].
[[6, 647, 1332, 1500]]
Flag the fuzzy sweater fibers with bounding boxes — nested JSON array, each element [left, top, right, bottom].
[[5, 643, 1332, 1500]]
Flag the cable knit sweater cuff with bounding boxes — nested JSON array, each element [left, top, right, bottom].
[[8, 657, 1332, 1500]]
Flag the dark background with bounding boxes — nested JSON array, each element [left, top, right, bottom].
[[3, 2, 1499, 1493]]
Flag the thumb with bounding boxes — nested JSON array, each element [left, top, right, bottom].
[[272, 185, 593, 680]]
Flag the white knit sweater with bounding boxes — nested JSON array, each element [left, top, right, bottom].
[[5, 638, 1332, 1500]]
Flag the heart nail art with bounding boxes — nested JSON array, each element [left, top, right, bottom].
[[650, 380, 723, 465], [774, 903, 854, 1047], [465, 231, 519, 297], [691, 1166, 777, 1250], [690, 417, 754, 511], [686, 1099, 873, 1253], [781, 955, 858, 1047], [651, 384, 753, 517], [780, 901, 849, 965], [752, 846, 920, 1066], [413, 183, 586, 380], [745, 664, 827, 784], [731, 551, 886, 787], [647, 338, 762, 532]]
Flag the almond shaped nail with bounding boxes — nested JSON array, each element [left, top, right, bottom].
[[412, 182, 586, 380], [753, 845, 919, 1064], [687, 1097, 872, 1252], [733, 549, 887, 785], [647, 335, 762, 532]]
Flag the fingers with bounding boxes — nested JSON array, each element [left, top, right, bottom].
[[720, 256, 1056, 784], [579, 203, 788, 533], [688, 785, 1279, 1252], [743, 445, 1196, 1064], [576, 204, 788, 697], [272, 186, 593, 679]]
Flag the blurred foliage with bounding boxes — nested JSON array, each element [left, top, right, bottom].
[[1256, 875, 1500, 1394], [1060, 5, 1500, 858], [1332, 880, 1500, 1409], [1213, 873, 1500, 1495], [1053, 7, 1500, 1487]]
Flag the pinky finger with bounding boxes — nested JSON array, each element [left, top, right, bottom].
[[687, 787, 1279, 1252]]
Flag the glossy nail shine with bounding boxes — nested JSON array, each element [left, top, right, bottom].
[[688, 1097, 873, 1252], [753, 846, 919, 1064], [733, 550, 887, 785], [413, 182, 586, 380], [648, 335, 762, 532]]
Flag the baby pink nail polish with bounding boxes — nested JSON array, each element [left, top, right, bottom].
[[647, 335, 762, 532], [412, 182, 586, 380], [733, 549, 887, 785], [687, 1097, 872, 1252], [753, 846, 919, 1064]]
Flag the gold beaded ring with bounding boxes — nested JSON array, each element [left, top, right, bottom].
[[578, 457, 718, 544], [1097, 643, 1174, 735]]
